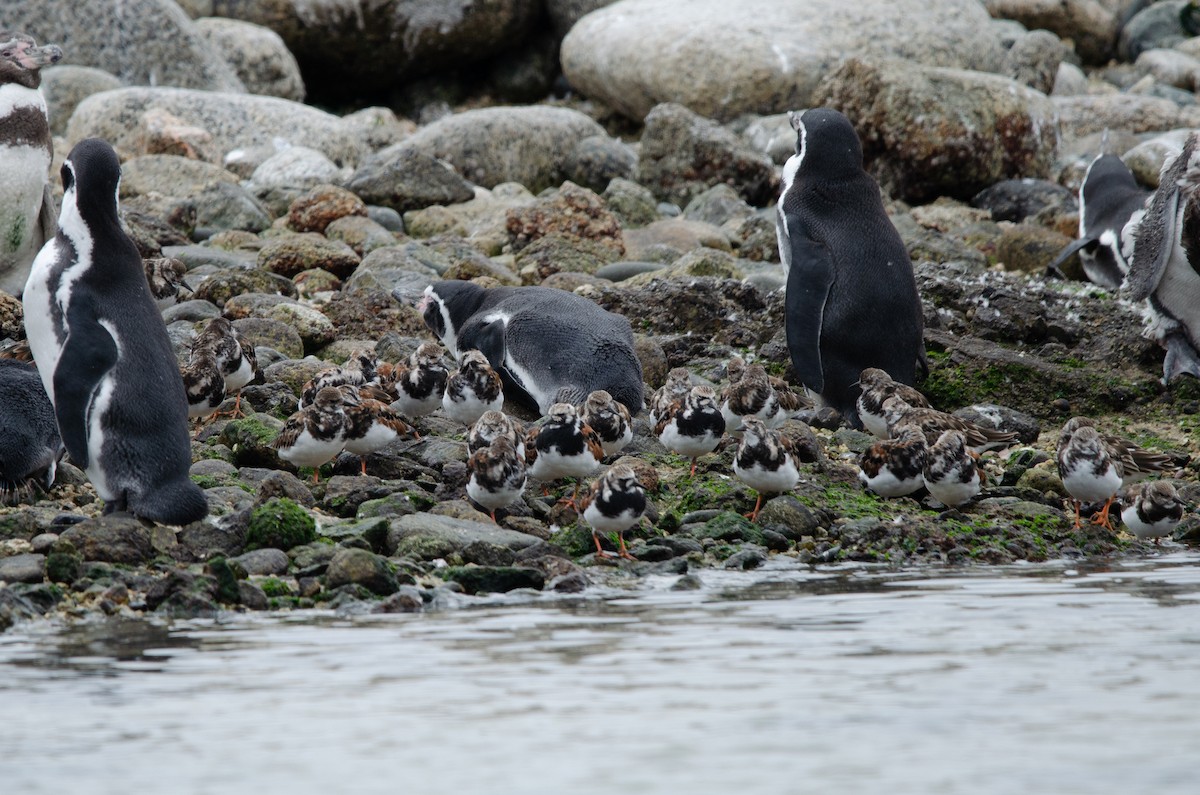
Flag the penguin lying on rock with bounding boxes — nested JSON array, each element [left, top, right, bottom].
[[22, 138, 208, 525], [0, 358, 62, 503], [775, 108, 926, 428], [405, 280, 644, 417]]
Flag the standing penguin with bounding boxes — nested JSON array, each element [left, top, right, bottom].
[[22, 138, 207, 525], [1045, 153, 1150, 290], [775, 108, 925, 428], [1125, 132, 1200, 382], [0, 30, 62, 296]]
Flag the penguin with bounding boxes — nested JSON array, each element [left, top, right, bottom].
[[1045, 153, 1150, 290], [0, 31, 62, 297], [1125, 132, 1200, 383], [22, 138, 208, 525], [775, 108, 925, 428], [408, 280, 644, 416], [0, 358, 63, 502]]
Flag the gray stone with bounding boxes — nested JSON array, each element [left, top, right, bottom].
[[193, 182, 272, 234], [683, 184, 755, 228], [324, 216, 399, 257], [1135, 48, 1200, 90], [325, 547, 399, 596], [347, 148, 476, 214], [373, 586, 426, 613], [564, 135, 638, 193], [178, 518, 247, 561], [267, 304, 336, 352], [1051, 61, 1090, 96], [970, 179, 1077, 223], [248, 146, 352, 190], [385, 513, 544, 559], [237, 580, 270, 609], [1119, 0, 1192, 61], [1122, 130, 1190, 188], [636, 103, 777, 207], [4, 1, 244, 92], [984, 0, 1116, 63], [739, 113, 797, 166], [814, 58, 1059, 203], [953, 404, 1041, 444], [602, 177, 659, 228], [119, 155, 239, 199], [1053, 94, 1200, 138], [0, 554, 45, 584], [232, 318, 304, 360], [756, 497, 824, 541], [395, 106, 606, 193], [561, 0, 1005, 121], [340, 107, 416, 152], [193, 17, 305, 101], [40, 65, 122, 136], [546, 0, 621, 37], [1002, 29, 1069, 94], [67, 88, 365, 169], [190, 459, 238, 478], [343, 247, 439, 297], [162, 300, 222, 324], [440, 565, 544, 594], [593, 261, 664, 282], [60, 516, 154, 564], [231, 547, 290, 576]]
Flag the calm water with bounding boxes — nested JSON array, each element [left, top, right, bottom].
[[2, 553, 1200, 795]]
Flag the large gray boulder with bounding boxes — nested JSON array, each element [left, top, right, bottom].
[[394, 106, 607, 193], [5, 0, 244, 92], [813, 58, 1059, 203], [194, 0, 540, 99], [66, 87, 366, 168], [983, 0, 1118, 64], [193, 17, 306, 101], [40, 65, 122, 136], [561, 0, 1007, 121]]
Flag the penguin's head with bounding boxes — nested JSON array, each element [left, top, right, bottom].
[[786, 108, 865, 181], [0, 31, 62, 89], [1081, 153, 1139, 204], [415, 281, 487, 358], [61, 138, 123, 231]]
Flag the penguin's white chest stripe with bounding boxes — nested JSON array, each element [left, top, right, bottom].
[[83, 318, 122, 500], [0, 83, 47, 122]]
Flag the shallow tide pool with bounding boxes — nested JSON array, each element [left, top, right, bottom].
[[3, 553, 1199, 794]]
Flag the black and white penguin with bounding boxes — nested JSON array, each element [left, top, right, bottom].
[[1045, 153, 1150, 290], [775, 108, 926, 428], [22, 138, 208, 525], [408, 280, 644, 416], [0, 30, 62, 296], [1125, 132, 1200, 382], [0, 358, 63, 502]]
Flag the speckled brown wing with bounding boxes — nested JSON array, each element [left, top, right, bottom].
[[272, 412, 307, 450], [768, 375, 813, 413], [653, 398, 685, 437], [524, 426, 541, 467], [0, 340, 33, 361], [580, 421, 605, 463]]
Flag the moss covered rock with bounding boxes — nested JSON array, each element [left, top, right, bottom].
[[246, 498, 316, 551]]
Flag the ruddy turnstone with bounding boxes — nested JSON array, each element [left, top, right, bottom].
[[389, 341, 450, 418], [648, 367, 694, 427], [298, 349, 380, 408], [193, 317, 257, 417], [339, 385, 417, 474], [272, 386, 347, 482], [656, 384, 726, 476], [733, 416, 801, 521], [467, 409, 525, 459], [580, 389, 633, 457], [922, 429, 983, 508], [883, 396, 1018, 454], [466, 435, 527, 522], [1057, 418, 1122, 529], [144, 256, 192, 310], [443, 349, 504, 425], [525, 402, 603, 504], [856, 367, 931, 439], [181, 349, 227, 421], [1121, 480, 1185, 543], [720, 362, 787, 434], [858, 425, 928, 498], [581, 464, 647, 559]]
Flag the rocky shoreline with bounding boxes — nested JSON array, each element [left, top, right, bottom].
[[4, 0, 1200, 629]]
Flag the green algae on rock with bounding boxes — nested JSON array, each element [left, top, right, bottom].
[[245, 498, 316, 552]]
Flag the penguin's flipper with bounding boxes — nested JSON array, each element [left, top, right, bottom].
[[1127, 135, 1193, 300], [52, 310, 118, 467], [1044, 236, 1097, 280], [37, 183, 57, 247], [782, 214, 834, 393], [1164, 330, 1200, 383]]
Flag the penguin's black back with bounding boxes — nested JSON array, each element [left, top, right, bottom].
[[1082, 155, 1148, 233], [0, 359, 61, 490], [779, 109, 924, 423], [58, 138, 205, 525]]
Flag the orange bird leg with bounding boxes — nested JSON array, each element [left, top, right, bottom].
[[689, 457, 698, 477], [1091, 496, 1116, 530], [617, 532, 635, 561], [744, 493, 765, 522], [593, 531, 612, 558], [312, 468, 321, 484], [1071, 499, 1083, 529], [489, 510, 498, 524]]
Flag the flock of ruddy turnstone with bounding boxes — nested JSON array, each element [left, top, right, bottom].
[[181, 323, 1188, 554]]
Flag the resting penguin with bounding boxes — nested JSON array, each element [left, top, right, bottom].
[[22, 138, 208, 525], [0, 30, 61, 297], [1125, 131, 1200, 383], [0, 358, 63, 503], [406, 280, 644, 416], [1045, 153, 1150, 290], [775, 108, 925, 428]]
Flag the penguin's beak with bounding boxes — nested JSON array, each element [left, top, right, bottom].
[[7, 40, 62, 70]]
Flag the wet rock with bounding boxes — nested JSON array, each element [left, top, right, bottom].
[[320, 476, 394, 518], [43, 542, 80, 586], [231, 547, 290, 576], [193, 16, 305, 101], [178, 519, 248, 561], [258, 233, 360, 280], [755, 496, 824, 540], [1002, 29, 1069, 93], [723, 545, 766, 570], [244, 498, 315, 552], [373, 586, 426, 613], [561, 0, 1004, 121], [814, 58, 1058, 203], [0, 553, 45, 584], [636, 103, 778, 207], [440, 565, 545, 594], [563, 135, 638, 193], [395, 106, 606, 193], [356, 493, 423, 520], [60, 516, 154, 564], [984, 0, 1117, 64], [971, 179, 1078, 223], [347, 148, 477, 214], [506, 181, 624, 255], [325, 547, 399, 596], [146, 570, 220, 617], [385, 513, 544, 560], [67, 88, 364, 168]]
